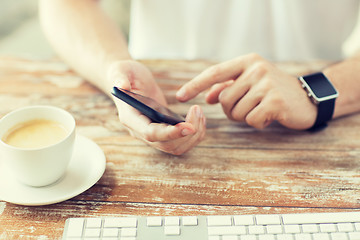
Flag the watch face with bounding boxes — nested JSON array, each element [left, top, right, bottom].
[[303, 73, 338, 99]]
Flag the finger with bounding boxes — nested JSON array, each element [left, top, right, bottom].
[[218, 79, 251, 119], [122, 102, 198, 143], [171, 106, 206, 155], [205, 80, 234, 104], [218, 62, 267, 120], [244, 101, 276, 129], [176, 53, 260, 102], [122, 109, 196, 143], [114, 99, 159, 138], [185, 105, 203, 126], [147, 105, 204, 154], [107, 63, 132, 91], [115, 76, 131, 91], [226, 82, 266, 122], [143, 121, 196, 143], [118, 103, 152, 132]]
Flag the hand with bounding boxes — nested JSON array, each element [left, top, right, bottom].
[[107, 60, 206, 155], [176, 53, 317, 130]]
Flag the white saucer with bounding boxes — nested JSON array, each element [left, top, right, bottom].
[[0, 135, 106, 206]]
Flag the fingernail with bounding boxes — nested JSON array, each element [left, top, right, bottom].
[[176, 88, 187, 100], [181, 128, 193, 136], [196, 106, 202, 118], [202, 116, 206, 126], [118, 82, 128, 90]]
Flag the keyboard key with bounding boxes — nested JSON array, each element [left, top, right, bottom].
[[164, 216, 180, 226], [276, 234, 294, 240], [355, 223, 360, 231], [84, 228, 100, 237], [240, 236, 257, 240], [337, 222, 354, 232], [86, 218, 102, 228], [256, 215, 281, 225], [104, 217, 137, 228], [208, 226, 246, 235], [331, 232, 349, 240], [208, 236, 221, 240], [301, 224, 319, 233], [294, 233, 312, 240], [266, 225, 283, 234], [222, 236, 238, 240], [311, 233, 331, 240], [283, 224, 301, 233], [120, 228, 137, 237], [248, 225, 265, 234], [319, 223, 337, 233], [234, 215, 255, 225], [207, 216, 232, 226], [182, 216, 198, 226], [164, 226, 180, 235], [258, 234, 276, 240], [66, 218, 84, 237], [146, 216, 162, 226], [102, 228, 119, 237], [349, 232, 360, 239]]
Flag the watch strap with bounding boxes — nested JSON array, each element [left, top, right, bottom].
[[309, 97, 336, 131]]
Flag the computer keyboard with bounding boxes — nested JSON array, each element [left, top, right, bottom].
[[62, 211, 360, 240]]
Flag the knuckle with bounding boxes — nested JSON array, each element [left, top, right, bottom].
[[268, 92, 286, 109], [253, 77, 275, 95], [204, 65, 222, 81], [245, 114, 264, 129], [218, 91, 231, 106], [231, 109, 245, 122], [221, 103, 233, 120], [243, 61, 271, 83], [253, 61, 271, 75], [247, 52, 263, 62], [261, 77, 275, 89], [245, 114, 255, 126]]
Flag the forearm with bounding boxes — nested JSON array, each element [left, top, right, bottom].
[[39, 0, 131, 95], [323, 54, 360, 118]]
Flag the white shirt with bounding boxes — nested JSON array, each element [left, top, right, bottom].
[[128, 0, 360, 61]]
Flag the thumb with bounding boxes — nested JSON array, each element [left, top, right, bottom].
[[111, 72, 131, 91], [115, 75, 131, 91], [107, 63, 132, 91]]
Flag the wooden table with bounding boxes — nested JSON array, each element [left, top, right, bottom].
[[0, 57, 360, 239]]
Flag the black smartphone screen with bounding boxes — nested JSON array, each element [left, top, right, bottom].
[[111, 87, 185, 125]]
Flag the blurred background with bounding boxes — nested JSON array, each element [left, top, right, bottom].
[[0, 0, 130, 59], [1, 0, 360, 59]]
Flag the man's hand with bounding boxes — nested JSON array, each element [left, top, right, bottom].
[[176, 53, 317, 130], [108, 60, 206, 155]]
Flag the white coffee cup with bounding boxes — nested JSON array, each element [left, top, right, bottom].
[[0, 105, 76, 187]]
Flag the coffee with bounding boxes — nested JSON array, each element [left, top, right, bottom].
[[2, 119, 68, 149]]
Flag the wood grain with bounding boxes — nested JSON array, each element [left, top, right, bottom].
[[0, 57, 360, 239]]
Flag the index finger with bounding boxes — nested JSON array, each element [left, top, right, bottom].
[[176, 54, 258, 102]]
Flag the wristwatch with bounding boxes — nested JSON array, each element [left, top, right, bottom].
[[298, 72, 338, 131]]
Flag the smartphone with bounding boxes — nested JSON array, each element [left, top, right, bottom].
[[111, 87, 185, 125]]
